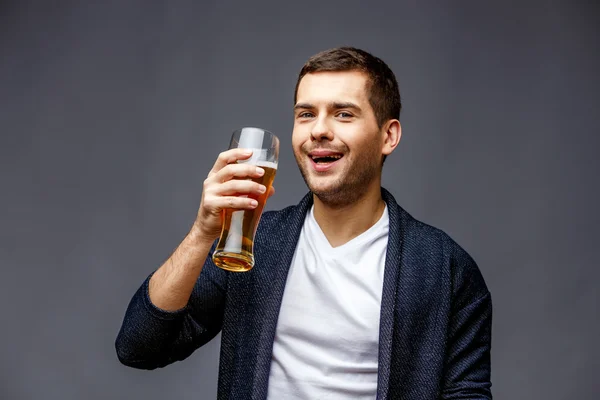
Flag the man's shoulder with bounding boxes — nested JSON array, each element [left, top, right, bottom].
[[395, 203, 461, 254], [393, 202, 489, 300], [257, 193, 312, 234], [259, 204, 303, 232]]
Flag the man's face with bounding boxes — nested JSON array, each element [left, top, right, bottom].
[[292, 71, 384, 206]]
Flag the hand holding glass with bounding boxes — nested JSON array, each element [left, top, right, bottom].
[[212, 128, 279, 272]]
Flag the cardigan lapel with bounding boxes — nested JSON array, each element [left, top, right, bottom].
[[376, 188, 405, 400], [249, 193, 313, 399]]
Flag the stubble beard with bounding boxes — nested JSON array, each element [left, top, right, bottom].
[[295, 147, 382, 208]]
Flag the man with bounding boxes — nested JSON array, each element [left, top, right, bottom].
[[116, 47, 492, 399]]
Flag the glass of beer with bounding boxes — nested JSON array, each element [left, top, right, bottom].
[[212, 127, 279, 272]]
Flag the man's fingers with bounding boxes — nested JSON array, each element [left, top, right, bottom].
[[214, 180, 267, 196], [211, 163, 264, 184], [210, 148, 253, 174], [211, 196, 259, 211]]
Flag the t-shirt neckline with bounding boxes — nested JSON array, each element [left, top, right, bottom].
[[306, 204, 389, 253]]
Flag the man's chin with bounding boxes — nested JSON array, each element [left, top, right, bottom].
[[304, 177, 339, 195], [305, 181, 353, 206], [299, 168, 350, 202]]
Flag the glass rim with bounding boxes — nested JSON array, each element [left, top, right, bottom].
[[234, 126, 278, 140]]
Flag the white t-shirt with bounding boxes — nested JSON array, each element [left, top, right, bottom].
[[267, 205, 389, 399]]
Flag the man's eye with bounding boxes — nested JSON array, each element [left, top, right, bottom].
[[337, 112, 353, 118], [298, 112, 314, 118]]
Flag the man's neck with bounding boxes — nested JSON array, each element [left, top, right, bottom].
[[312, 183, 386, 248]]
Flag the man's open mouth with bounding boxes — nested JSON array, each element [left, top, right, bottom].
[[310, 154, 343, 164]]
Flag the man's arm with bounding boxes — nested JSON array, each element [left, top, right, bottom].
[[442, 245, 493, 399], [442, 292, 492, 399], [114, 231, 226, 369], [115, 148, 272, 369]]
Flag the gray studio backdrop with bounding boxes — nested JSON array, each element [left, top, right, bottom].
[[1, 1, 598, 399]]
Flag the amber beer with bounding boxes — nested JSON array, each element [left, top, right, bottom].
[[212, 161, 277, 272]]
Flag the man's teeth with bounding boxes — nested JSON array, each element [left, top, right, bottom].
[[310, 155, 342, 161]]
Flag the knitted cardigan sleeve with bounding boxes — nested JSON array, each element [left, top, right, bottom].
[[115, 241, 227, 369], [442, 243, 493, 399]]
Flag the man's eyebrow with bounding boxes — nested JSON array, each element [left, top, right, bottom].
[[294, 102, 362, 111], [293, 103, 314, 111], [331, 102, 361, 111]]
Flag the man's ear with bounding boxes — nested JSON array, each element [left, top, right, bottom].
[[382, 119, 401, 157]]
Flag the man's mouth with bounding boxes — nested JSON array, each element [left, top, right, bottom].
[[308, 150, 344, 165], [310, 154, 343, 164], [306, 150, 344, 172]]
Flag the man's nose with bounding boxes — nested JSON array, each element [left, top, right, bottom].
[[310, 117, 334, 142]]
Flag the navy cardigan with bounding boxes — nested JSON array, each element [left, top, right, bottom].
[[116, 188, 492, 399]]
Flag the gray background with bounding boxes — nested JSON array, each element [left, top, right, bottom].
[[1, 1, 598, 399]]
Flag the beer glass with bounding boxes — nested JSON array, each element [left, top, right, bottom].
[[212, 127, 279, 272]]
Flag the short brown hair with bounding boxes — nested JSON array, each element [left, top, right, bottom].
[[294, 47, 401, 128]]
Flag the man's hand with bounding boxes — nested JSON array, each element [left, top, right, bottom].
[[148, 148, 275, 311], [193, 148, 276, 241]]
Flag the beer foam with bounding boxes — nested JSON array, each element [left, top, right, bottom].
[[254, 160, 278, 170], [238, 157, 278, 169]]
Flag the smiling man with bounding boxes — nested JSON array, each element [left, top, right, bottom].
[[116, 47, 492, 399]]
